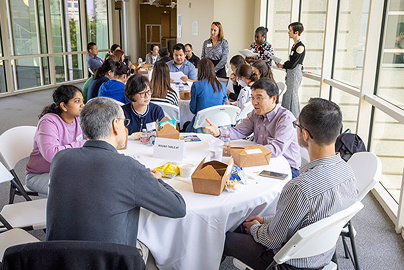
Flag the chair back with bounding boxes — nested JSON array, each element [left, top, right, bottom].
[[152, 101, 180, 121], [0, 126, 37, 170], [237, 102, 254, 123], [0, 162, 14, 185], [347, 152, 382, 201], [273, 201, 363, 265], [193, 105, 240, 129], [277, 82, 287, 99], [2, 240, 145, 270], [0, 228, 40, 261]]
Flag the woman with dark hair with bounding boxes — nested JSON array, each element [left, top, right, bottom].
[[252, 60, 274, 80], [98, 62, 130, 104], [277, 22, 305, 118], [145, 44, 161, 65], [246, 26, 274, 65], [105, 44, 121, 59], [228, 55, 246, 101], [87, 56, 118, 101], [235, 64, 259, 110], [185, 58, 227, 132], [201, 22, 229, 77], [25, 85, 86, 195], [122, 74, 165, 135], [150, 62, 178, 106]]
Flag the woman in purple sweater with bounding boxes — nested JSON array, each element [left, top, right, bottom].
[[25, 85, 86, 195]]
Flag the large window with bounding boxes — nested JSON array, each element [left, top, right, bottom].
[[14, 57, 50, 90], [377, 1, 404, 109], [332, 0, 370, 88], [86, 0, 109, 58], [330, 89, 359, 131]]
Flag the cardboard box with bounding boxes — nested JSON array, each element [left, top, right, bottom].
[[191, 157, 234, 196], [223, 142, 237, 157], [230, 145, 272, 167], [179, 90, 191, 100], [156, 116, 180, 139]]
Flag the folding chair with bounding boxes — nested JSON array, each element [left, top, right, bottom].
[[0, 126, 38, 203], [193, 105, 240, 130], [236, 101, 254, 124], [276, 82, 287, 100], [152, 101, 180, 122], [233, 202, 364, 270], [0, 162, 47, 231], [340, 152, 382, 270], [0, 228, 40, 262]]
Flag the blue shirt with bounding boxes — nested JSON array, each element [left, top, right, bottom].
[[98, 80, 130, 104], [189, 79, 227, 115], [122, 102, 165, 135], [87, 55, 104, 72], [167, 59, 197, 80]]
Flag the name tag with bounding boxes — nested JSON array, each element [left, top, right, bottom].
[[207, 43, 213, 48], [146, 122, 157, 131], [76, 134, 83, 141]]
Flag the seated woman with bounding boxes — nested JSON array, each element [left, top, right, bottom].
[[228, 55, 246, 101], [122, 74, 165, 135], [25, 85, 86, 195], [186, 58, 227, 132], [145, 44, 161, 65], [252, 60, 274, 80], [150, 62, 179, 106], [98, 62, 130, 104], [87, 56, 118, 101], [236, 64, 259, 110]]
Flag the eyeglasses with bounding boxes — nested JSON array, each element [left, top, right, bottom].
[[136, 89, 153, 98], [292, 120, 314, 139], [249, 96, 266, 102], [117, 118, 131, 127]]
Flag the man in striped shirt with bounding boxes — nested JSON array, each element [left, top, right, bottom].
[[223, 98, 358, 270]]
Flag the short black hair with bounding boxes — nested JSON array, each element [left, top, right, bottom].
[[173, 43, 186, 54], [230, 55, 246, 67], [110, 44, 120, 52], [87, 42, 96, 52], [159, 47, 169, 57], [150, 44, 159, 51], [251, 78, 279, 104], [185, 43, 193, 49], [289, 22, 304, 35], [255, 26, 268, 36], [124, 74, 150, 102], [299, 98, 342, 145]]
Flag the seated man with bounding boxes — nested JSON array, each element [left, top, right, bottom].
[[46, 97, 186, 256], [87, 42, 104, 72], [206, 78, 301, 178], [157, 47, 172, 63], [185, 43, 200, 68], [222, 98, 358, 270], [167, 43, 197, 83]]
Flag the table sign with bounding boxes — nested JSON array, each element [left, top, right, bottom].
[[153, 137, 185, 161]]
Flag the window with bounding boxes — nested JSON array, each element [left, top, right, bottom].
[[13, 57, 50, 90], [330, 88, 358, 131], [332, 0, 370, 88], [0, 30, 6, 93], [376, 1, 404, 109], [86, 0, 109, 51]]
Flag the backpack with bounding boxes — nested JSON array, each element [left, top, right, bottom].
[[335, 129, 367, 162]]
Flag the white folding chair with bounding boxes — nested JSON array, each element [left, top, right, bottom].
[[233, 202, 364, 270], [0, 126, 38, 203], [0, 162, 47, 231], [236, 102, 254, 124], [152, 101, 180, 122], [277, 81, 287, 100], [193, 105, 240, 130], [0, 228, 40, 262], [339, 152, 382, 270]]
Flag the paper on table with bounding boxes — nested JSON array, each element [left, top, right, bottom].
[[269, 54, 282, 63], [170, 72, 186, 83], [238, 49, 259, 57]]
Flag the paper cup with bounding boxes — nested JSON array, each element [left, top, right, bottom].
[[179, 163, 195, 178]]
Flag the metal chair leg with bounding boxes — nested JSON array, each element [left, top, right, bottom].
[[348, 222, 360, 270]]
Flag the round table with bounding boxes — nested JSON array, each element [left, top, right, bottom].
[[119, 133, 291, 270]]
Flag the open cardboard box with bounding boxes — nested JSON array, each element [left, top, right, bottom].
[[179, 90, 191, 100], [156, 116, 180, 140], [191, 157, 234, 196], [230, 145, 272, 167]]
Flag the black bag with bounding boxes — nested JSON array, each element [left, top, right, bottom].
[[335, 129, 367, 162]]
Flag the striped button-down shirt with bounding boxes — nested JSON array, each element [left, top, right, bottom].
[[201, 38, 229, 71], [250, 154, 358, 268]]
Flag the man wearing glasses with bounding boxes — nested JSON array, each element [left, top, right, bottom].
[[206, 78, 301, 178], [222, 98, 358, 270], [47, 97, 186, 267]]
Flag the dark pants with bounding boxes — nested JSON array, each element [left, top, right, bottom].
[[210, 59, 227, 77]]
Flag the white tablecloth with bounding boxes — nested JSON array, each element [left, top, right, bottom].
[[119, 134, 291, 270]]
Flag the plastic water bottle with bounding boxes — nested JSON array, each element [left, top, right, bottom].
[[221, 126, 230, 144], [148, 130, 156, 146], [138, 57, 143, 67], [140, 129, 148, 144]]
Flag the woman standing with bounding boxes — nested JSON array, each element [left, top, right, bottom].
[[186, 59, 227, 132], [246, 27, 274, 66], [25, 85, 86, 195], [277, 22, 305, 118], [201, 22, 229, 77], [150, 62, 178, 106]]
